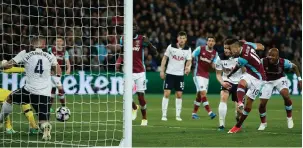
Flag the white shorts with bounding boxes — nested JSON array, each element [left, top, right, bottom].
[[241, 73, 264, 100], [260, 76, 289, 99], [51, 76, 62, 87], [193, 76, 209, 92], [132, 72, 147, 92]]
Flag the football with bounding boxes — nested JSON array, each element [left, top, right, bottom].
[[56, 106, 71, 122]]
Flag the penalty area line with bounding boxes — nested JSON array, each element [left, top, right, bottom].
[[2, 139, 89, 147]]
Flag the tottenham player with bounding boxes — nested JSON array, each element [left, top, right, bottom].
[[191, 37, 217, 119], [258, 48, 302, 130], [0, 37, 57, 140], [225, 39, 266, 133], [160, 31, 192, 121], [116, 23, 158, 126], [48, 37, 70, 111], [215, 40, 245, 131]]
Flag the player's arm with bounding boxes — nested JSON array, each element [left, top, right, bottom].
[[215, 58, 232, 89], [192, 46, 201, 58], [243, 41, 264, 51], [160, 45, 171, 79], [184, 48, 192, 75], [227, 57, 247, 78], [211, 52, 218, 69], [0, 50, 26, 70], [64, 51, 71, 75], [143, 36, 158, 56], [115, 37, 124, 72], [284, 59, 302, 89]]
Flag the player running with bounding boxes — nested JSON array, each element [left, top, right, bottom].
[[48, 37, 70, 111], [160, 31, 192, 121], [258, 48, 301, 130], [116, 23, 158, 126], [0, 66, 40, 134], [0, 37, 58, 140], [225, 39, 266, 133], [191, 37, 217, 119], [215, 40, 246, 131]]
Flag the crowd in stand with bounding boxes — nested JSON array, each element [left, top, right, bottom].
[[1, 0, 301, 72]]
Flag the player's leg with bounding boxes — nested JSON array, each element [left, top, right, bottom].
[[54, 76, 66, 107], [21, 104, 39, 134], [50, 76, 57, 112], [4, 116, 16, 134], [218, 89, 229, 131], [280, 88, 294, 128], [174, 76, 184, 121], [162, 74, 173, 121], [258, 82, 273, 130], [132, 83, 139, 120], [230, 84, 242, 122], [135, 72, 148, 126]]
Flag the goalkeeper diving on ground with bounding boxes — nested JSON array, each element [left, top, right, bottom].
[[0, 62, 39, 134]]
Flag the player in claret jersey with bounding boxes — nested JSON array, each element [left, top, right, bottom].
[[225, 39, 266, 133], [48, 37, 71, 111], [258, 48, 301, 130], [191, 37, 218, 120], [116, 23, 158, 126]]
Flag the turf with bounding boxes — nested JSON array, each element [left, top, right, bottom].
[[0, 94, 301, 147]]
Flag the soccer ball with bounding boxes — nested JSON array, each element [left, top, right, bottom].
[[1, 60, 7, 64], [56, 106, 71, 122]]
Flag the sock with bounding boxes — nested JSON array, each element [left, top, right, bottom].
[[218, 102, 227, 127], [162, 97, 169, 117], [237, 84, 246, 103], [138, 93, 147, 119], [132, 102, 138, 110], [193, 96, 201, 114], [5, 116, 13, 129], [0, 101, 12, 122], [285, 99, 292, 118], [259, 104, 267, 123], [58, 89, 66, 106], [236, 107, 251, 128], [22, 104, 38, 129], [201, 97, 212, 114], [175, 98, 182, 117]]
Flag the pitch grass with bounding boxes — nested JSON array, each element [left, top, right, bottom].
[[0, 94, 301, 147]]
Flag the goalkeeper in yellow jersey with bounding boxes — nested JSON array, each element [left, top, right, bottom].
[[0, 64, 40, 134]]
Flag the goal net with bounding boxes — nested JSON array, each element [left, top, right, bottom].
[[0, 0, 132, 147]]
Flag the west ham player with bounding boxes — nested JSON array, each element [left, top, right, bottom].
[[48, 37, 71, 110], [215, 40, 245, 131], [258, 48, 301, 130], [0, 37, 57, 140], [192, 37, 217, 119], [116, 23, 158, 126], [160, 31, 192, 121], [225, 39, 265, 133]]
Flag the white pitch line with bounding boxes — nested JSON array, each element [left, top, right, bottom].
[[2, 139, 89, 147]]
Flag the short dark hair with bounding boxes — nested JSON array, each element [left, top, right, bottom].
[[56, 36, 65, 41], [31, 36, 46, 48], [224, 38, 233, 45], [225, 38, 239, 46], [207, 37, 216, 41], [178, 31, 187, 37]]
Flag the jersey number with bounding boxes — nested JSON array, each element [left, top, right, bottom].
[[34, 59, 44, 74]]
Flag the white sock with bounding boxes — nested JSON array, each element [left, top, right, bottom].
[[0, 101, 12, 122], [175, 98, 182, 117], [162, 97, 169, 117], [218, 102, 227, 127]]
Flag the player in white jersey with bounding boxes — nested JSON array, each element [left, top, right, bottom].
[[160, 31, 192, 121], [215, 40, 245, 131], [0, 37, 57, 141]]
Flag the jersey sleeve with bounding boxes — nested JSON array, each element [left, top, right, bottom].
[[245, 42, 257, 49], [284, 59, 293, 69], [51, 54, 58, 66], [215, 57, 223, 70], [64, 51, 70, 60], [3, 67, 25, 73], [192, 46, 201, 57], [237, 57, 248, 67], [119, 37, 123, 46], [212, 52, 218, 63], [12, 50, 26, 64], [186, 48, 192, 60], [164, 45, 171, 57]]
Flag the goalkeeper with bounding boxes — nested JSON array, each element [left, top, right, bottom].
[[0, 65, 39, 134]]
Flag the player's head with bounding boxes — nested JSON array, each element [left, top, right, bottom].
[[223, 39, 232, 57], [225, 39, 241, 56], [207, 37, 216, 48], [31, 37, 46, 49], [56, 36, 65, 50], [177, 31, 187, 46], [267, 48, 279, 64]]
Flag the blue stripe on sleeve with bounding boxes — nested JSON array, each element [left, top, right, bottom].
[[238, 57, 248, 66], [192, 46, 201, 57], [284, 59, 293, 69], [245, 42, 257, 49]]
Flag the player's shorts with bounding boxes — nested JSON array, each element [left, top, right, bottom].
[[193, 76, 209, 92], [163, 74, 184, 91], [0, 88, 11, 102], [240, 73, 264, 100], [132, 72, 147, 92], [260, 76, 289, 99], [51, 75, 62, 87], [10, 87, 51, 121], [221, 81, 238, 102]]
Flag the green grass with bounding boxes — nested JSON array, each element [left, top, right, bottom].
[[0, 94, 301, 147]]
